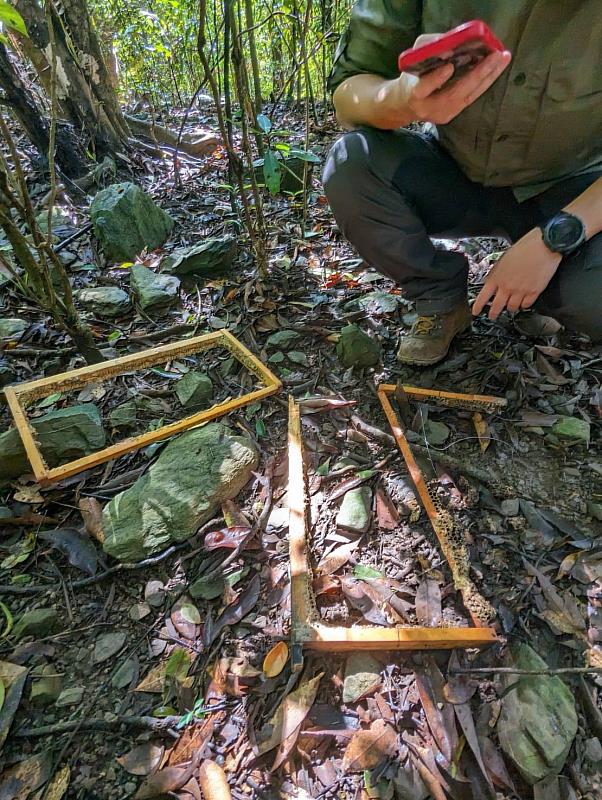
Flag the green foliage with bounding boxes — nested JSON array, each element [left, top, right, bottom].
[[0, 0, 27, 40]]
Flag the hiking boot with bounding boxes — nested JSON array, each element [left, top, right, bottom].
[[397, 301, 472, 365]]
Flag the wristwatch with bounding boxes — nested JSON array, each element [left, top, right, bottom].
[[540, 212, 586, 255]]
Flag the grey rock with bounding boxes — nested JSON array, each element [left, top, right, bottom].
[[108, 396, 166, 431], [337, 486, 373, 534], [130, 263, 180, 311], [102, 423, 259, 561], [0, 404, 106, 482], [30, 665, 63, 707], [75, 286, 131, 318], [164, 236, 237, 278], [93, 631, 127, 664], [0, 318, 27, 341], [56, 686, 85, 707], [90, 182, 174, 262], [174, 371, 213, 410], [13, 608, 60, 641], [501, 498, 520, 517], [343, 653, 381, 703], [497, 642, 578, 784], [423, 420, 450, 446], [336, 324, 380, 368]]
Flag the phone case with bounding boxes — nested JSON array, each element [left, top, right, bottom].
[[398, 20, 504, 76]]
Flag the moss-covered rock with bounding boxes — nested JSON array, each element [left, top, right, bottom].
[[75, 286, 131, 318], [102, 423, 258, 561], [164, 236, 237, 278], [13, 608, 60, 641], [0, 404, 106, 482], [174, 371, 213, 410], [90, 182, 174, 262], [336, 324, 380, 368], [130, 264, 180, 311], [497, 642, 578, 784]]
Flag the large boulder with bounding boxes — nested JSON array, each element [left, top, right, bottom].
[[130, 264, 180, 311], [102, 423, 258, 561], [90, 182, 174, 262], [0, 404, 106, 482], [497, 642, 578, 784], [75, 287, 131, 318], [164, 236, 237, 278]]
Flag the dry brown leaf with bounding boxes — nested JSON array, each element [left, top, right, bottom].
[[134, 766, 189, 799], [472, 412, 491, 453], [317, 540, 360, 576], [0, 752, 52, 797], [79, 497, 105, 543], [375, 486, 400, 530], [263, 642, 289, 678], [117, 743, 164, 776], [414, 578, 442, 627], [135, 651, 192, 693], [257, 672, 323, 756], [43, 765, 70, 800], [198, 761, 231, 800], [524, 560, 586, 637], [342, 719, 397, 772]]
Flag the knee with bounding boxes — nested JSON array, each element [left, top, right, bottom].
[[322, 129, 376, 208]]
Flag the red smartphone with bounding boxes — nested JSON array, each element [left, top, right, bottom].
[[398, 20, 504, 79]]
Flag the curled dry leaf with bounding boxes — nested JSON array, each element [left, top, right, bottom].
[[414, 578, 442, 627], [263, 641, 289, 678], [204, 526, 254, 551], [134, 765, 190, 799], [116, 742, 164, 776], [78, 497, 105, 543], [198, 760, 232, 800], [472, 412, 491, 453], [298, 397, 356, 414], [317, 540, 360, 576], [342, 719, 397, 772]]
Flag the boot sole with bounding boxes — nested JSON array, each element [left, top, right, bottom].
[[396, 320, 472, 366]]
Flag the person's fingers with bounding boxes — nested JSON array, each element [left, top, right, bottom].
[[506, 293, 524, 313], [445, 50, 511, 104], [488, 289, 510, 320], [472, 283, 496, 316], [413, 62, 455, 99], [520, 292, 538, 309]]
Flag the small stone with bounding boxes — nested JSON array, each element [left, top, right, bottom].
[[108, 396, 165, 431], [93, 631, 127, 664], [129, 602, 151, 621], [343, 653, 381, 703], [501, 498, 520, 516], [56, 686, 85, 707], [336, 324, 380, 368], [189, 576, 225, 600], [266, 330, 300, 348], [111, 657, 138, 690], [588, 502, 602, 522], [29, 665, 63, 707], [174, 371, 213, 410], [164, 236, 237, 278], [0, 404, 105, 482], [90, 182, 174, 262], [584, 737, 602, 764], [130, 264, 180, 311], [552, 416, 590, 446], [144, 581, 166, 607], [102, 424, 258, 561], [0, 318, 28, 341], [497, 642, 578, 784], [337, 486, 373, 534], [423, 420, 450, 446], [75, 287, 131, 318], [13, 608, 60, 641], [124, 781, 137, 794]]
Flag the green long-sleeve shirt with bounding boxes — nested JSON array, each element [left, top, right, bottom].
[[329, 1, 602, 199]]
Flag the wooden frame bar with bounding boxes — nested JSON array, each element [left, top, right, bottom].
[[287, 397, 498, 672], [4, 330, 282, 484]]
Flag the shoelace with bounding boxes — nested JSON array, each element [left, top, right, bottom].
[[412, 315, 440, 336]]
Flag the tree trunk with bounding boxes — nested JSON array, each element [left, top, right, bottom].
[[0, 44, 87, 177], [13, 0, 129, 158], [243, 0, 262, 114]]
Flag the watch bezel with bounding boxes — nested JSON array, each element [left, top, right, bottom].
[[541, 212, 586, 255]]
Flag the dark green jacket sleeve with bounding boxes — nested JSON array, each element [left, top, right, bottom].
[[328, 0, 422, 94]]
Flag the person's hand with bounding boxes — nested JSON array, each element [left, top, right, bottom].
[[472, 229, 562, 320], [397, 34, 512, 125]]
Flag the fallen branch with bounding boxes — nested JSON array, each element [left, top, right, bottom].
[[450, 667, 602, 676], [125, 113, 218, 157]]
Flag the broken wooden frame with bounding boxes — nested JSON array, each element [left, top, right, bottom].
[[4, 330, 282, 484], [288, 395, 499, 672]]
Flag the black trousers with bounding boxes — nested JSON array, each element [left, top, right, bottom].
[[323, 127, 602, 342]]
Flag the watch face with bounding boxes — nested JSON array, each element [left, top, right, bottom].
[[546, 213, 584, 251]]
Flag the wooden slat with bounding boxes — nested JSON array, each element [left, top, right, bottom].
[[305, 623, 497, 650], [378, 384, 507, 409], [6, 331, 282, 484]]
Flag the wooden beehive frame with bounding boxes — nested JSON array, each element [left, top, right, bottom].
[[4, 330, 282, 484], [288, 394, 499, 672]]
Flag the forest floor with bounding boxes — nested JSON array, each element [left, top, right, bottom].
[[1, 103, 601, 800]]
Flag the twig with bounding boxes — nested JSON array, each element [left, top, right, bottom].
[[54, 223, 93, 253], [449, 667, 602, 676]]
